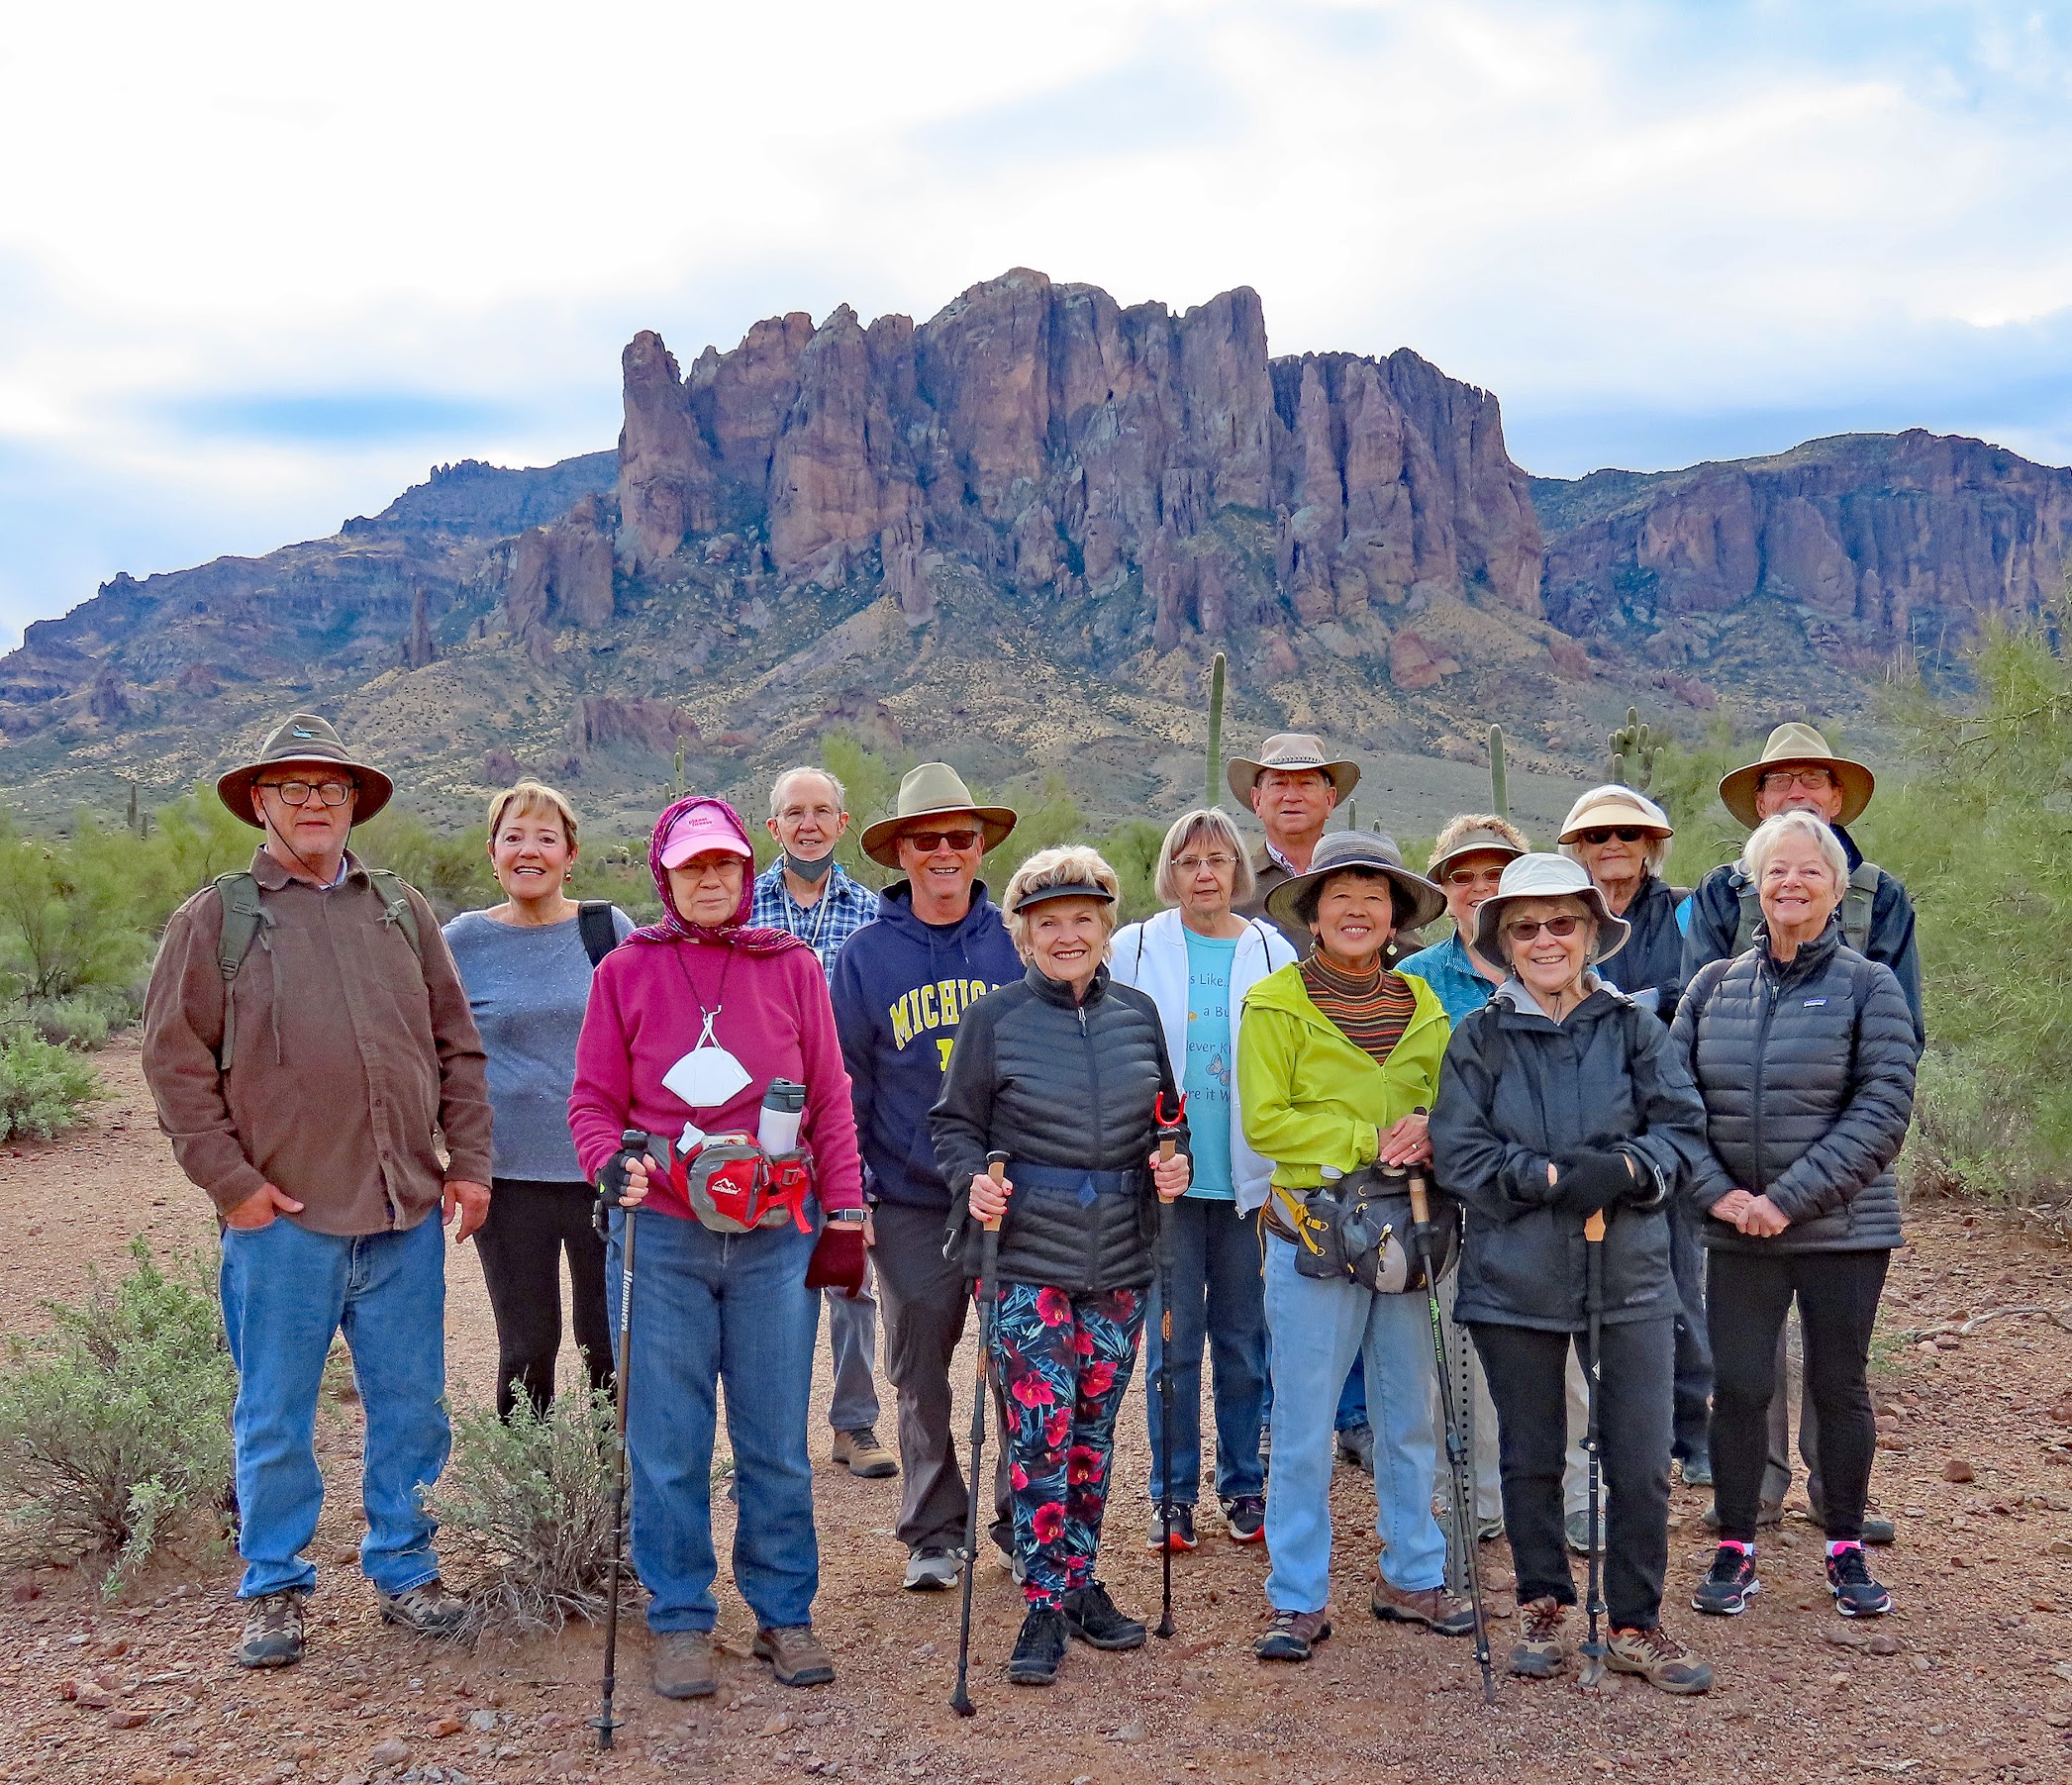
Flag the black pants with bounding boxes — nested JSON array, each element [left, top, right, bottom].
[[474, 1177, 614, 1421], [1668, 1193, 1714, 1462], [1471, 1318, 1674, 1632], [1707, 1248, 1890, 1543]]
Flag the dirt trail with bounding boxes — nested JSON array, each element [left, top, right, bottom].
[[1, 1041, 2069, 1784]]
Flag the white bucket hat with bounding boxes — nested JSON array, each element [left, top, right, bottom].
[[1473, 853, 1630, 966]]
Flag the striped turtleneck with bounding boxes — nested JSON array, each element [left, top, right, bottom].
[[1299, 950, 1416, 1065]]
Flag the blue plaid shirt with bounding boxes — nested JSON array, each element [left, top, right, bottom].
[[750, 858, 879, 981]]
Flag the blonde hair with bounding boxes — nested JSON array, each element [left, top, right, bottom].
[[1430, 812, 1529, 868], [487, 780, 580, 849], [1003, 845, 1122, 958], [1153, 808, 1255, 907]]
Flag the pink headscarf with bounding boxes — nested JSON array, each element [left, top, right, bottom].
[[627, 795, 803, 957]]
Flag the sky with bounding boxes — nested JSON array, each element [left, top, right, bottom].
[[4, 0, 2071, 649]]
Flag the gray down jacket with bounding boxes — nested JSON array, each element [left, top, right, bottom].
[[930, 964, 1187, 1293], [1671, 922, 1919, 1254]]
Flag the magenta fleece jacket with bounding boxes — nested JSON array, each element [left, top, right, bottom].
[[569, 935, 864, 1224]]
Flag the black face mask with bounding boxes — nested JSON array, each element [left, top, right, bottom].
[[783, 849, 837, 883]]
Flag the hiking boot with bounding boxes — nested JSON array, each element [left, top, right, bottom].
[[1692, 1544, 1760, 1617], [650, 1631, 717, 1699], [903, 1546, 960, 1591], [235, 1589, 308, 1668], [1564, 1508, 1603, 1555], [1825, 1545, 1893, 1618], [1860, 1515, 1897, 1547], [377, 1578, 469, 1638], [1007, 1605, 1069, 1685], [1061, 1580, 1146, 1650], [1677, 1451, 1714, 1489], [1508, 1596, 1568, 1678], [754, 1625, 835, 1687], [1477, 1516, 1507, 1542], [831, 1427, 898, 1479], [1254, 1608, 1331, 1662], [1703, 1499, 1782, 1532], [1335, 1424, 1375, 1474], [1607, 1625, 1713, 1695], [1146, 1503, 1197, 1552], [1221, 1493, 1266, 1543], [1370, 1578, 1476, 1637]]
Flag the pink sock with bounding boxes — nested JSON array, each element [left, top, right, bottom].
[[1720, 1539, 1752, 1556], [1826, 1539, 1862, 1558]]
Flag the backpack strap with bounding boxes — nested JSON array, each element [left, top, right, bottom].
[[211, 872, 267, 1072], [363, 868, 423, 958], [578, 900, 620, 968], [1839, 860, 1879, 955]]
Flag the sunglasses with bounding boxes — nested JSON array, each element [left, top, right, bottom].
[[1576, 826, 1649, 845], [900, 828, 983, 853], [1506, 914, 1583, 942]]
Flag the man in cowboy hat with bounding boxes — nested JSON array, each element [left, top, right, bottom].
[[1230, 733, 1361, 952], [1679, 721, 1920, 1545], [142, 715, 493, 1671], [830, 764, 1024, 1591]]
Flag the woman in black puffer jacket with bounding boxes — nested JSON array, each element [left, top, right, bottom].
[[931, 845, 1190, 1689], [1672, 811, 1919, 1625]]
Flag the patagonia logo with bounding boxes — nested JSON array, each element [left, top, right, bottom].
[[1804, 997, 1827, 1007]]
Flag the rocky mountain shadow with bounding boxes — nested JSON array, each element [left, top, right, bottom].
[[3, 268, 2069, 832]]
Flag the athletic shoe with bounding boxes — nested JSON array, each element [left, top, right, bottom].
[[235, 1590, 307, 1668], [1335, 1424, 1376, 1474], [1221, 1494, 1266, 1543], [1370, 1579, 1476, 1637], [1061, 1581, 1146, 1650], [1677, 1451, 1714, 1489], [1691, 1544, 1760, 1617], [650, 1631, 717, 1699], [1606, 1624, 1713, 1695], [1564, 1509, 1603, 1555], [1825, 1546, 1893, 1618], [831, 1427, 898, 1479], [1008, 1605, 1069, 1685], [377, 1579, 469, 1638], [1146, 1503, 1197, 1552], [1508, 1596, 1567, 1678], [1861, 1515, 1897, 1546], [1703, 1499, 1783, 1532], [903, 1547, 960, 1591], [1476, 1516, 1507, 1543], [1253, 1608, 1331, 1662], [754, 1625, 835, 1688]]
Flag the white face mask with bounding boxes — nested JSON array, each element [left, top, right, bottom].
[[662, 1012, 752, 1110]]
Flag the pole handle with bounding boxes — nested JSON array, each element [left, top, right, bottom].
[[1407, 1168, 1431, 1227], [983, 1152, 1008, 1234], [1585, 1210, 1607, 1242], [1158, 1137, 1177, 1162]]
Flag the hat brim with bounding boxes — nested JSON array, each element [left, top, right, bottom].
[[1263, 858, 1447, 938], [217, 757, 395, 830], [1718, 756, 1874, 829], [858, 806, 1017, 868], [1011, 881, 1117, 913], [1473, 887, 1630, 967], [1226, 756, 1361, 805], [1427, 839, 1528, 882]]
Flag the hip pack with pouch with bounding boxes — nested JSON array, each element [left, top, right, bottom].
[[1278, 1165, 1457, 1293], [669, 1140, 817, 1235]]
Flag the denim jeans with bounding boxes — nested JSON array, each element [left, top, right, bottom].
[[219, 1213, 449, 1600], [1260, 1236, 1447, 1611], [607, 1206, 820, 1633], [1259, 1342, 1368, 1435], [1145, 1198, 1267, 1505]]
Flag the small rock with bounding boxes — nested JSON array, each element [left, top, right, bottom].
[[432, 1715, 463, 1737], [167, 1744, 198, 1760], [1822, 1626, 1869, 1649], [468, 1709, 497, 1732], [74, 1685, 114, 1710], [2047, 1537, 2072, 1558], [1943, 1458, 1977, 1484], [368, 1737, 413, 1769], [1867, 1634, 1903, 1655], [1110, 1720, 1146, 1743], [106, 1707, 151, 1730], [759, 1713, 798, 1737]]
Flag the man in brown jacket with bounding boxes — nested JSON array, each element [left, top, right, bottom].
[[143, 715, 494, 1670]]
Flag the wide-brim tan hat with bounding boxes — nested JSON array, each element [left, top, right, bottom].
[[859, 762, 1017, 868], [1473, 853, 1630, 966], [1263, 830, 1447, 936], [1227, 732, 1361, 804], [1559, 784, 1674, 843], [1718, 723, 1874, 830], [217, 713, 395, 829], [1428, 823, 1529, 884]]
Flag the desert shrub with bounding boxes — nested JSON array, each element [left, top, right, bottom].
[[0, 813, 155, 1001], [354, 809, 498, 921], [0, 1031, 104, 1140], [431, 1391, 620, 1635], [19, 986, 136, 1049], [0, 1240, 234, 1591]]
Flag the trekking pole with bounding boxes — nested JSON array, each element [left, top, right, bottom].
[[950, 1151, 1009, 1718], [1577, 1208, 1609, 1690], [1152, 1092, 1187, 1640], [593, 1129, 649, 1751], [1407, 1166, 1495, 1705]]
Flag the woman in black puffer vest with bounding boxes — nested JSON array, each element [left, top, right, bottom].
[[1672, 811, 1919, 1625], [931, 845, 1190, 1689]]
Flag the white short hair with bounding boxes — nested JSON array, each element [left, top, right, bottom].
[[1153, 808, 1255, 907], [768, 765, 848, 819], [1738, 810, 1848, 886]]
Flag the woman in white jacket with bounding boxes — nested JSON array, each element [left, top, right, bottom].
[[1112, 808, 1296, 1548]]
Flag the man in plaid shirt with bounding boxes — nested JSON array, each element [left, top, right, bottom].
[[752, 766, 895, 1480]]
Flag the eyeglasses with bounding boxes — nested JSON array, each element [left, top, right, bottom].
[[1505, 915, 1582, 942], [1758, 769, 1835, 794], [1576, 826, 1649, 845], [899, 828, 983, 853], [1174, 852, 1237, 873], [1443, 867, 1507, 888], [257, 779, 352, 807]]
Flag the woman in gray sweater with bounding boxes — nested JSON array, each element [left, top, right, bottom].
[[444, 781, 633, 1420]]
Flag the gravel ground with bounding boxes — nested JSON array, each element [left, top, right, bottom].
[[1, 1041, 2069, 1785]]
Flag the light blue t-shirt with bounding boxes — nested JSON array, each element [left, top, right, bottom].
[[1181, 930, 1238, 1200]]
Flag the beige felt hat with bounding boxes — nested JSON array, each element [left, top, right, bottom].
[[1718, 724, 1874, 830], [858, 763, 1017, 868], [216, 713, 394, 829], [1226, 733, 1360, 804], [1263, 830, 1447, 935], [1558, 784, 1674, 843], [1473, 853, 1630, 966]]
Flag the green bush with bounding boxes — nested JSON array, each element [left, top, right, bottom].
[[0, 1240, 235, 1591], [19, 987, 136, 1049], [0, 813, 155, 1001], [0, 1031, 104, 1140]]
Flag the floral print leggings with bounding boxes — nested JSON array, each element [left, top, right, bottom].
[[988, 1281, 1145, 1608]]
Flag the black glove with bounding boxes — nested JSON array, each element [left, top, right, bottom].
[[1550, 1148, 1636, 1218]]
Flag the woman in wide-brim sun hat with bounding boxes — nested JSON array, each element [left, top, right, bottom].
[[1557, 786, 1680, 1021]]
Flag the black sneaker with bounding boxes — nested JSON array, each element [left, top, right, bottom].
[[1691, 1544, 1760, 1617], [1007, 1605, 1069, 1685], [1061, 1581, 1146, 1650], [1221, 1494, 1266, 1543], [1146, 1502, 1197, 1552], [1826, 1545, 1892, 1618]]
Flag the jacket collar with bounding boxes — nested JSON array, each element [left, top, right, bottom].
[[1026, 961, 1110, 1009], [250, 846, 362, 892], [1248, 954, 1446, 1042], [1488, 972, 1631, 1028], [1756, 915, 1844, 981]]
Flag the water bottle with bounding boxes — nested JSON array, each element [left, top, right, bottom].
[[757, 1078, 807, 1154]]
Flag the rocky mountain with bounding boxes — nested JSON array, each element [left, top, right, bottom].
[[2, 269, 2068, 836]]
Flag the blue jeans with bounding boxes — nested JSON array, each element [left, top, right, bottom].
[[219, 1214, 449, 1601], [1261, 1236, 1446, 1612], [1260, 1343, 1368, 1435], [607, 1207, 820, 1634], [1145, 1198, 1267, 1504]]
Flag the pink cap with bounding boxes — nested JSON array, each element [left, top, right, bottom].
[[658, 804, 753, 869]]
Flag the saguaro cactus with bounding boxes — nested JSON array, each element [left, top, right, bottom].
[[1488, 724, 1509, 820], [1606, 707, 1660, 793], [1206, 651, 1227, 809]]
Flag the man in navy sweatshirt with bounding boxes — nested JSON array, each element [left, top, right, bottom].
[[831, 765, 1024, 1592]]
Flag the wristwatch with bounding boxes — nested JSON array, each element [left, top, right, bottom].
[[825, 1208, 867, 1227]]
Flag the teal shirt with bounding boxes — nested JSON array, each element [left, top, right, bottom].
[[1182, 930, 1238, 1199]]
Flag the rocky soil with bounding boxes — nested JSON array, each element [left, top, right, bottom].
[[3, 1042, 2069, 1785]]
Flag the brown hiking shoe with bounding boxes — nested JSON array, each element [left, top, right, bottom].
[[376, 1578, 469, 1638], [650, 1631, 717, 1699], [1254, 1608, 1332, 1662], [754, 1624, 836, 1688], [1370, 1578, 1476, 1637], [1608, 1624, 1714, 1695], [1509, 1596, 1568, 1678], [831, 1427, 898, 1479], [235, 1589, 308, 1668]]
